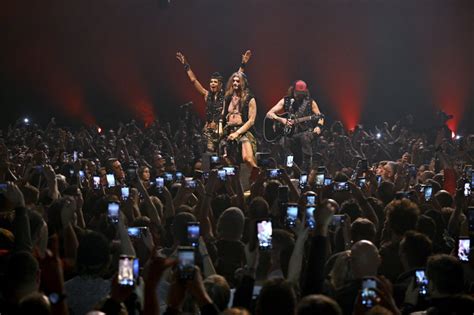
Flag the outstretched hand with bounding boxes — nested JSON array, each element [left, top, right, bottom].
[[176, 52, 187, 65], [242, 50, 252, 64]]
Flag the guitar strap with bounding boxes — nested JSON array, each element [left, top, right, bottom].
[[294, 97, 313, 133]]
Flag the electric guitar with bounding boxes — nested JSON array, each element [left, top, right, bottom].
[[263, 112, 323, 143]]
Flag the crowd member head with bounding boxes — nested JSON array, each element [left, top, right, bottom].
[[76, 231, 111, 277], [351, 218, 377, 243], [340, 199, 362, 223], [108, 158, 125, 181], [377, 161, 397, 182], [138, 166, 150, 182], [434, 190, 453, 208], [399, 231, 432, 271], [3, 251, 40, 304], [248, 197, 270, 219], [416, 214, 437, 242], [296, 294, 342, 315], [256, 278, 297, 315], [217, 207, 245, 241], [17, 293, 51, 315], [383, 199, 420, 241], [426, 254, 464, 295], [350, 240, 381, 279], [171, 212, 197, 246], [203, 275, 230, 312]]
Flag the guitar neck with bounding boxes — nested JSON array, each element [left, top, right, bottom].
[[293, 115, 318, 124]]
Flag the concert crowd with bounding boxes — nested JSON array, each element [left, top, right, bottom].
[[0, 111, 474, 315]]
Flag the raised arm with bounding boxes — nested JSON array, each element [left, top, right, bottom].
[[176, 52, 208, 97], [238, 50, 252, 73]]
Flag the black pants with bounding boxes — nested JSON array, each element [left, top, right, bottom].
[[278, 131, 315, 170]]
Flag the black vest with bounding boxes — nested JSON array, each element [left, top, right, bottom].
[[205, 91, 225, 123], [283, 96, 315, 132]]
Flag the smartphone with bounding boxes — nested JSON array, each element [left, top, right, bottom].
[[306, 194, 316, 206], [78, 170, 85, 182], [357, 177, 366, 189], [464, 182, 472, 197], [334, 182, 350, 192], [285, 203, 298, 228], [185, 177, 197, 189], [324, 177, 333, 186], [156, 177, 164, 192], [187, 222, 200, 248], [0, 182, 7, 193], [299, 173, 308, 189], [331, 214, 346, 228], [358, 159, 369, 172], [361, 278, 377, 309], [286, 155, 294, 168], [468, 207, 474, 232], [306, 206, 316, 230], [93, 176, 100, 189], [73, 151, 78, 162], [458, 238, 470, 262], [278, 185, 289, 204], [127, 226, 148, 238], [164, 172, 174, 182], [415, 269, 429, 296], [108, 202, 120, 223], [223, 166, 236, 176], [257, 220, 273, 250], [121, 187, 130, 201], [106, 174, 115, 187], [178, 246, 195, 280], [218, 169, 227, 181], [376, 175, 382, 186], [118, 255, 138, 286], [175, 172, 184, 181], [423, 185, 433, 201], [315, 173, 325, 187], [210, 155, 220, 168], [267, 168, 281, 179]]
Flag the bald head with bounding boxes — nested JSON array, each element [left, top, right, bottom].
[[350, 240, 380, 278]]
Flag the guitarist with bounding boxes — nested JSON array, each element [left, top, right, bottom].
[[265, 80, 324, 170]]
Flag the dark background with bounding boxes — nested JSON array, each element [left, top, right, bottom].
[[1, 0, 473, 133]]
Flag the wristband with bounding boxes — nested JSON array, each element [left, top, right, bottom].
[[240, 62, 246, 69], [184, 64, 190, 71]]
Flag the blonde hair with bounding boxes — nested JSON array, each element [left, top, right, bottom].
[[329, 250, 353, 290]]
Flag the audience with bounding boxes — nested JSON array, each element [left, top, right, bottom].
[[0, 113, 473, 315]]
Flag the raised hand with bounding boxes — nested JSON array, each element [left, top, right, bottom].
[[242, 50, 252, 64], [176, 52, 187, 65]]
